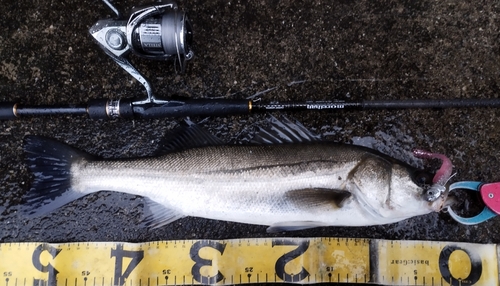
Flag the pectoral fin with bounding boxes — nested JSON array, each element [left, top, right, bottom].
[[285, 188, 352, 210], [267, 221, 328, 233]]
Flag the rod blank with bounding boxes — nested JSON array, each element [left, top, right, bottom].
[[361, 98, 500, 109]]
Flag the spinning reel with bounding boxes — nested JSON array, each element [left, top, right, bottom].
[[89, 0, 193, 105]]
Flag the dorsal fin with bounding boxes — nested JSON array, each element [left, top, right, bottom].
[[158, 116, 320, 154], [251, 116, 321, 145], [156, 119, 224, 155]]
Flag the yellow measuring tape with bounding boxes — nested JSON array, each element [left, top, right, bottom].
[[0, 237, 498, 286]]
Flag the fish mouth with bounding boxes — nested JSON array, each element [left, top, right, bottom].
[[441, 192, 458, 209], [421, 182, 454, 211], [431, 185, 452, 211], [413, 149, 453, 203]]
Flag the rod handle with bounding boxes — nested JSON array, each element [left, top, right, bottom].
[[132, 99, 251, 118], [86, 99, 107, 119], [0, 103, 16, 120]]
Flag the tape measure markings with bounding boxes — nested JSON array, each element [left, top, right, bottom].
[[0, 238, 498, 286]]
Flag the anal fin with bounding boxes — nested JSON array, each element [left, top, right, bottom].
[[141, 198, 185, 229]]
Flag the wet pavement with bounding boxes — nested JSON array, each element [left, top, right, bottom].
[[1, 0, 500, 285]]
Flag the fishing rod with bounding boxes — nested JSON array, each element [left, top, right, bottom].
[[3, 0, 500, 120], [2, 97, 500, 120]]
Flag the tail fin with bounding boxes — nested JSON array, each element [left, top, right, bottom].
[[22, 136, 94, 216]]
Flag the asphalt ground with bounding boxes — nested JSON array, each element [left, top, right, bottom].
[[1, 0, 500, 285]]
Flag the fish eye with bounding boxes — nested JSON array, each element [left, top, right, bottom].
[[413, 171, 433, 187]]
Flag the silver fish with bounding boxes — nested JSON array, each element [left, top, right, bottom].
[[22, 119, 451, 232]]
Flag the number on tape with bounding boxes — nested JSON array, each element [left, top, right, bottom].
[[0, 238, 497, 286]]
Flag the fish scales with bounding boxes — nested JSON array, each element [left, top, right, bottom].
[[73, 144, 360, 224]]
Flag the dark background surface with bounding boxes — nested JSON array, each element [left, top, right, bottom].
[[1, 0, 500, 284]]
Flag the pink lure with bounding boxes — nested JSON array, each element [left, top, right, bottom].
[[413, 149, 453, 185]]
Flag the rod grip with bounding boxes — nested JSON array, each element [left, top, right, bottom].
[[87, 99, 109, 119], [132, 99, 251, 118], [0, 103, 16, 120]]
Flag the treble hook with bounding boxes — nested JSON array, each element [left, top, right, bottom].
[[447, 181, 500, 225]]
